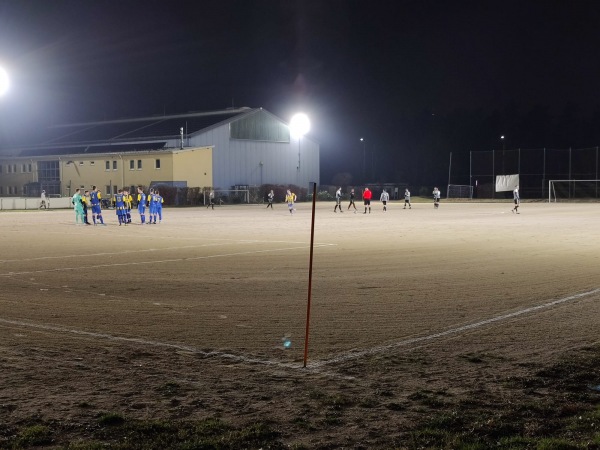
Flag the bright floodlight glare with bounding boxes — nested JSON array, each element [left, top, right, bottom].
[[0, 67, 8, 96], [290, 113, 310, 138]]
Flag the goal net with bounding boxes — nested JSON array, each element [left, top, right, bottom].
[[447, 184, 473, 199], [548, 180, 600, 202], [205, 189, 250, 205]]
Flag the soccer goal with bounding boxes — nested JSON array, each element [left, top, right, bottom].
[[205, 189, 250, 206], [548, 180, 600, 202], [447, 184, 473, 199]]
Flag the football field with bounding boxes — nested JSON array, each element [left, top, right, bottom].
[[1, 200, 599, 445]]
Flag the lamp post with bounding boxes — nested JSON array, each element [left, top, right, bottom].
[[500, 135, 505, 174], [290, 113, 311, 176], [360, 137, 365, 182]]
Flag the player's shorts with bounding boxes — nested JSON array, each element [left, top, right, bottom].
[[364, 199, 371, 205], [288, 203, 294, 209], [336, 198, 342, 205], [138, 205, 145, 214], [92, 205, 101, 215], [382, 201, 387, 205], [405, 199, 410, 203], [514, 199, 518, 204]]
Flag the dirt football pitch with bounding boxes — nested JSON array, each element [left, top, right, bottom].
[[1, 200, 600, 448]]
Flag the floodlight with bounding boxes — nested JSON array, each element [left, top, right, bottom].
[[289, 113, 310, 138], [0, 67, 9, 96]]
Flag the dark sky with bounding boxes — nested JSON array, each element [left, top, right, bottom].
[[1, 0, 600, 184]]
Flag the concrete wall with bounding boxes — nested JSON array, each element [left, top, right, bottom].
[[0, 197, 72, 210]]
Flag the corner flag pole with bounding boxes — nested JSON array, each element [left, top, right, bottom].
[[303, 182, 317, 368]]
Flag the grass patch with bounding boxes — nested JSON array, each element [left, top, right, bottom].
[[97, 411, 126, 426], [15, 424, 52, 447]]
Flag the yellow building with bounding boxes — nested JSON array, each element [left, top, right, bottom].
[[0, 147, 212, 197]]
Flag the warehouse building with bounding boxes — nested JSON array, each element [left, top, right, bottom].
[[0, 107, 319, 197]]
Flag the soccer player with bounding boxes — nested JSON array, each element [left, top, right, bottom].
[[362, 187, 372, 214], [146, 189, 155, 224], [403, 188, 412, 209], [512, 186, 520, 214], [433, 187, 441, 209], [39, 190, 48, 209], [72, 188, 84, 225], [266, 190, 274, 209], [285, 189, 296, 214], [114, 189, 127, 226], [347, 188, 357, 213], [380, 188, 389, 211], [124, 189, 133, 223], [82, 190, 91, 225], [155, 190, 164, 223], [207, 190, 215, 209], [90, 186, 106, 225], [137, 186, 146, 224], [334, 187, 343, 213]]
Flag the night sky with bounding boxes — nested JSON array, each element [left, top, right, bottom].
[[1, 0, 600, 186]]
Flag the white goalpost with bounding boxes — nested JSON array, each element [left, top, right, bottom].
[[548, 180, 600, 202], [447, 184, 473, 199]]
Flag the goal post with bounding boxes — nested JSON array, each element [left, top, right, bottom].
[[204, 189, 250, 205], [447, 184, 473, 199], [548, 180, 600, 202]]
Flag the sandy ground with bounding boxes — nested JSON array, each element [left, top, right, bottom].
[[1, 200, 599, 447]]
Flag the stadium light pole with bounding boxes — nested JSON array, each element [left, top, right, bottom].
[[290, 113, 310, 173]]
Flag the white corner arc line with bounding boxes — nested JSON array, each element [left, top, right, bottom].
[[310, 287, 600, 368], [0, 318, 299, 369]]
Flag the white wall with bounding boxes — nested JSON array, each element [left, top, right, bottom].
[[0, 197, 73, 210]]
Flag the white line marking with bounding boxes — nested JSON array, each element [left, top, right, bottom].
[[0, 318, 300, 369], [0, 243, 233, 263], [310, 287, 600, 368], [0, 244, 336, 277]]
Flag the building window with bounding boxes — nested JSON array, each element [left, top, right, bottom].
[[0, 186, 2, 195], [0, 164, 3, 173], [79, 161, 84, 166], [105, 161, 110, 171], [113, 160, 117, 171], [137, 160, 142, 170], [90, 161, 95, 166], [129, 160, 135, 170], [155, 159, 161, 169], [21, 164, 26, 173], [105, 185, 111, 196], [28, 163, 32, 172], [12, 164, 17, 173]]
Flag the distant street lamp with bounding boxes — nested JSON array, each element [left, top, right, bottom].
[[0, 67, 9, 96], [290, 113, 311, 171], [500, 135, 505, 174], [360, 137, 366, 181]]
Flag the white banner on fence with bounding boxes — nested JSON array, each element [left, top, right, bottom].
[[495, 174, 519, 192]]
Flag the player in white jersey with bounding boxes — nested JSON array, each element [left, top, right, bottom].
[[433, 187, 441, 209], [334, 187, 343, 213], [380, 189, 389, 211], [403, 188, 411, 209], [512, 187, 520, 214]]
